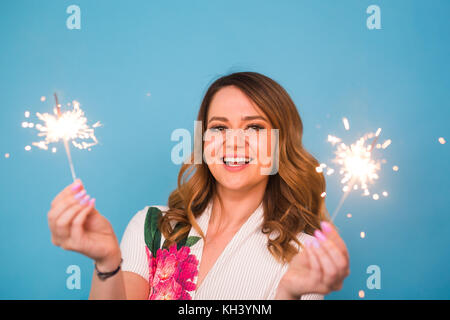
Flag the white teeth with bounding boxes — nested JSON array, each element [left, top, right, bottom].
[[223, 157, 249, 163], [223, 157, 252, 166]]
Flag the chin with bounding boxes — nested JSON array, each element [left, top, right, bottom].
[[219, 179, 252, 191], [217, 174, 263, 192], [209, 164, 265, 190]]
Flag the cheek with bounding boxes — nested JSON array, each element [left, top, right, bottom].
[[252, 131, 278, 175], [203, 134, 225, 164]]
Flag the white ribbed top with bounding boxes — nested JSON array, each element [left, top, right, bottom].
[[119, 199, 324, 300]]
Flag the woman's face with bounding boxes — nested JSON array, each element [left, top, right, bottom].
[[204, 85, 276, 192]]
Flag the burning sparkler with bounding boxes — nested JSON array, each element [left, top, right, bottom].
[[324, 118, 391, 220], [23, 93, 101, 181]]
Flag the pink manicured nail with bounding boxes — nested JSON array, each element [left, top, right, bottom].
[[321, 221, 333, 234], [80, 194, 90, 205], [74, 189, 86, 200], [71, 181, 82, 192], [89, 198, 96, 206], [314, 230, 327, 242]]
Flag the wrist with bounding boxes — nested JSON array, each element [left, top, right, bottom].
[[275, 286, 300, 300], [95, 249, 122, 272], [275, 277, 302, 300]]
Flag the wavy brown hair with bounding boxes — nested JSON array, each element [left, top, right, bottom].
[[158, 71, 330, 264]]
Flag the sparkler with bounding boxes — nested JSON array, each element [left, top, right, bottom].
[[23, 93, 101, 181], [324, 118, 391, 221]]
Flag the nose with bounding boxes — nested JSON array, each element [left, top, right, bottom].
[[224, 128, 248, 155]]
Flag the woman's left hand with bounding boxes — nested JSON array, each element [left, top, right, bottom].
[[275, 221, 350, 299]]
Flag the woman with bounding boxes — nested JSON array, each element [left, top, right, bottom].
[[47, 72, 350, 300]]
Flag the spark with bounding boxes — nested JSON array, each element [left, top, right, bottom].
[[332, 131, 384, 196], [375, 128, 382, 137], [359, 290, 365, 298], [324, 118, 391, 220], [439, 137, 446, 145], [342, 117, 350, 131], [327, 135, 341, 145], [360, 231, 366, 238], [382, 139, 391, 149], [27, 99, 101, 151], [24, 93, 101, 181], [393, 165, 399, 171], [5, 153, 10, 158]]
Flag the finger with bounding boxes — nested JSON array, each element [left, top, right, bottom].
[[304, 239, 321, 274], [312, 232, 339, 287], [51, 179, 83, 208], [48, 188, 87, 227], [315, 231, 349, 279], [320, 221, 349, 260], [50, 181, 83, 219], [68, 199, 96, 250], [290, 250, 309, 272], [307, 239, 333, 294], [60, 199, 95, 252], [54, 195, 91, 239], [72, 197, 96, 232], [320, 221, 346, 250]]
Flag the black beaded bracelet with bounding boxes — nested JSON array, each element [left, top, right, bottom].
[[94, 258, 123, 281]]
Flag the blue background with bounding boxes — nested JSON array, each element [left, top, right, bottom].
[[0, 0, 449, 299]]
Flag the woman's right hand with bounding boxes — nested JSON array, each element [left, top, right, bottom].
[[47, 179, 122, 270]]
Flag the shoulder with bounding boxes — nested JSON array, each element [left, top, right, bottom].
[[120, 205, 168, 281]]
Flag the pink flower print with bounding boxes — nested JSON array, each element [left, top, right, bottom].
[[145, 246, 157, 286], [152, 249, 179, 286], [150, 277, 183, 300], [146, 243, 199, 300]]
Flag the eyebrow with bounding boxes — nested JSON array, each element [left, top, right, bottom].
[[208, 115, 268, 124]]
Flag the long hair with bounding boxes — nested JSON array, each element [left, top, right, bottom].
[[158, 71, 330, 263]]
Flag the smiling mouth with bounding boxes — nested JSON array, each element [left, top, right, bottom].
[[222, 156, 253, 166]]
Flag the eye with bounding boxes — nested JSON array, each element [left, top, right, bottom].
[[246, 124, 265, 131], [208, 124, 265, 132], [208, 125, 226, 132]]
